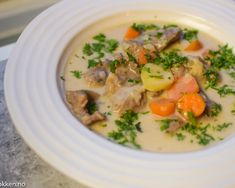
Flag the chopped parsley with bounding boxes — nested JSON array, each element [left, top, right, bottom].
[[154, 50, 188, 70], [207, 44, 235, 70], [83, 33, 119, 68], [176, 133, 186, 141], [141, 66, 151, 73], [104, 111, 112, 116], [183, 29, 198, 42], [93, 33, 106, 42], [156, 31, 163, 39], [231, 103, 235, 115], [109, 60, 119, 73], [71, 70, 82, 79], [132, 23, 159, 32], [88, 59, 100, 68], [204, 69, 219, 89], [206, 103, 222, 117], [106, 39, 119, 53], [140, 111, 150, 115], [182, 123, 215, 146], [83, 43, 93, 56], [158, 119, 178, 131], [87, 102, 97, 114], [229, 72, 235, 80], [213, 122, 232, 132], [149, 75, 164, 79], [187, 112, 197, 126], [163, 24, 178, 29], [127, 52, 137, 63], [100, 124, 107, 127], [214, 85, 235, 97], [128, 79, 141, 84], [108, 110, 141, 149], [60, 76, 65, 81]]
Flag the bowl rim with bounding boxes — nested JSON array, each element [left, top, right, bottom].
[[4, 0, 235, 187]]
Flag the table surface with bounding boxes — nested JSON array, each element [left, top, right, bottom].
[[0, 60, 89, 188]]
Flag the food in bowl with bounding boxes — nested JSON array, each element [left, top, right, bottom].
[[62, 22, 235, 152]]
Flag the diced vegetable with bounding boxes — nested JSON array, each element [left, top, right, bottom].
[[166, 73, 199, 100], [150, 99, 175, 116], [141, 63, 174, 92], [124, 27, 140, 40], [177, 93, 206, 117], [184, 40, 203, 51], [138, 48, 147, 65]]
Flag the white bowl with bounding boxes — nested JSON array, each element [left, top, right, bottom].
[[4, 0, 235, 187]]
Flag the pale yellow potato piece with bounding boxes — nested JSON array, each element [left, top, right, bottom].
[[141, 63, 174, 91]]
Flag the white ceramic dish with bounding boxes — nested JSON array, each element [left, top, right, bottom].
[[4, 0, 235, 187]]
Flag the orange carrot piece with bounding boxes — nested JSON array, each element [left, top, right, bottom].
[[150, 99, 175, 117], [166, 74, 199, 101], [138, 48, 148, 65], [177, 93, 206, 117], [184, 40, 203, 51], [124, 27, 140, 40]]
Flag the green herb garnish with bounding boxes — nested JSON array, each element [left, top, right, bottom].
[[128, 79, 141, 84], [88, 59, 100, 68], [163, 24, 178, 29], [204, 69, 219, 89], [206, 103, 222, 117], [158, 119, 178, 131], [154, 50, 188, 70], [214, 85, 235, 97], [83, 33, 119, 68], [176, 133, 186, 141], [83, 43, 93, 56], [207, 44, 235, 70], [183, 29, 198, 42], [87, 102, 97, 114], [132, 23, 159, 32], [106, 39, 119, 53], [156, 32, 163, 39], [108, 110, 141, 149], [71, 70, 82, 79], [213, 122, 232, 132], [93, 33, 106, 42]]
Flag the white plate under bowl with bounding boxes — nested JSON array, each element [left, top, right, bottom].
[[4, 0, 235, 188]]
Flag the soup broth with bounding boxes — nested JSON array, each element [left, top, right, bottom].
[[63, 22, 235, 152]]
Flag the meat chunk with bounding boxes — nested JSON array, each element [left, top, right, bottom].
[[105, 73, 121, 95], [84, 66, 108, 87], [185, 56, 205, 81], [170, 65, 185, 80], [145, 27, 182, 51], [110, 85, 146, 114], [66, 90, 105, 125], [115, 62, 140, 86], [122, 41, 156, 62], [167, 119, 184, 133]]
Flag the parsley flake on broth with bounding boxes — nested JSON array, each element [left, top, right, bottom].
[[64, 22, 235, 152]]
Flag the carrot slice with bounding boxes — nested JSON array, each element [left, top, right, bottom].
[[124, 27, 140, 40], [166, 73, 199, 101], [184, 40, 203, 51], [138, 48, 148, 65], [150, 99, 175, 116], [177, 93, 206, 117]]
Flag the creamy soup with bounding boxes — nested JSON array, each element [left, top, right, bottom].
[[62, 22, 235, 153]]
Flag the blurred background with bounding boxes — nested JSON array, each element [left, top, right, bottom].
[[0, 0, 59, 60], [0, 0, 59, 46]]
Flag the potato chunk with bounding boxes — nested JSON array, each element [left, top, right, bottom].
[[141, 63, 174, 91]]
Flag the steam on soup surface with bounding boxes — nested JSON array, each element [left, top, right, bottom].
[[63, 22, 235, 152]]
